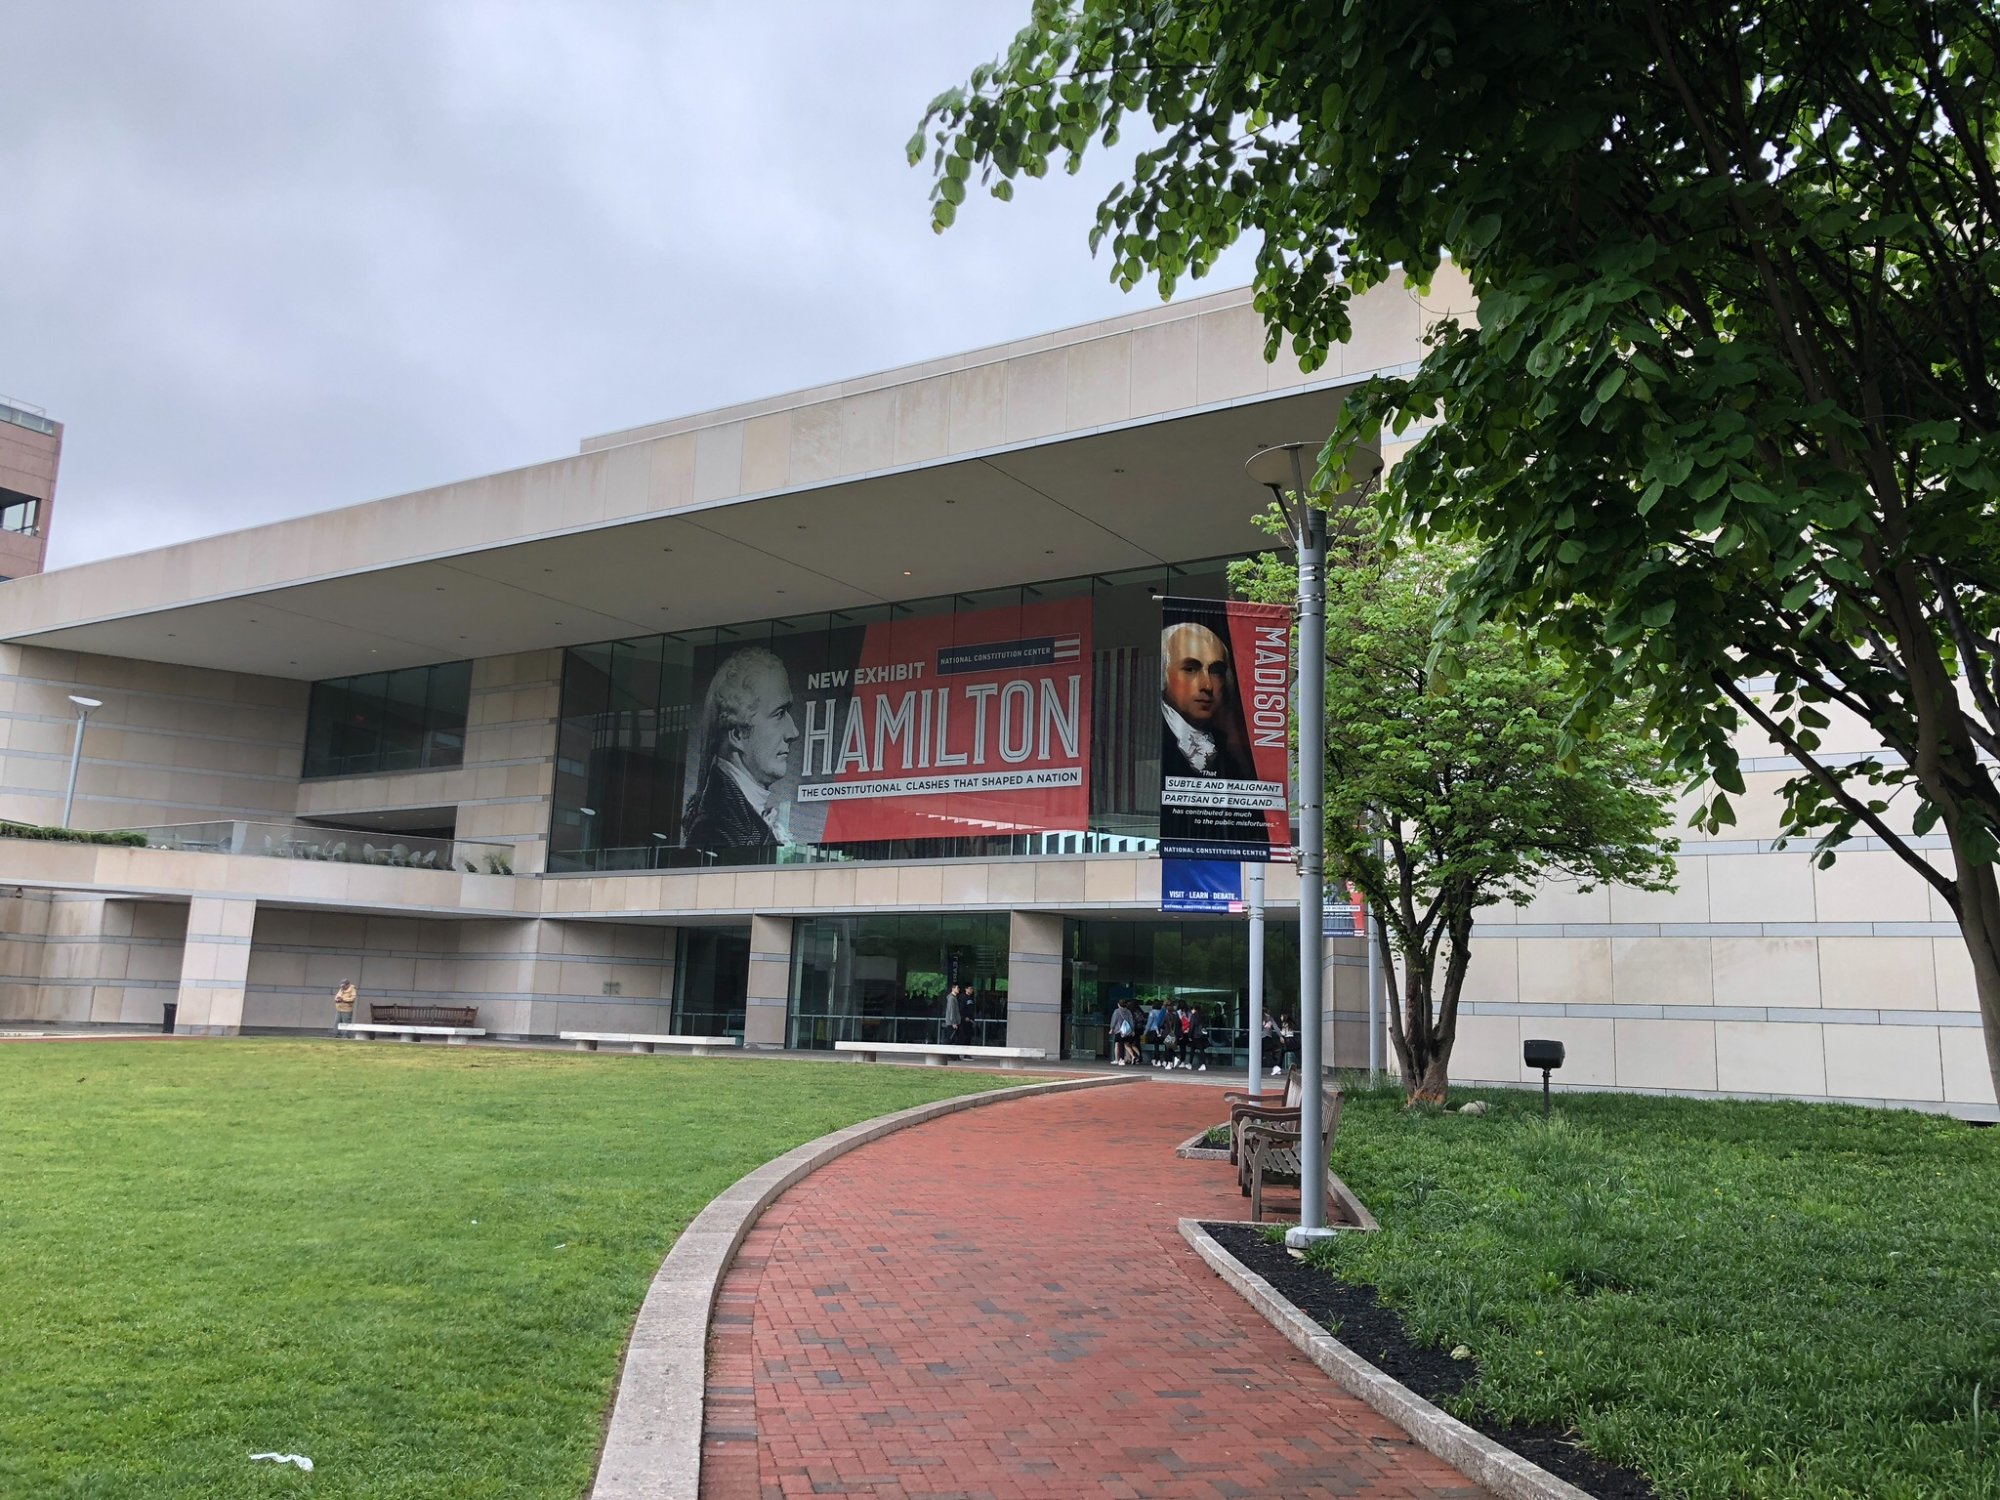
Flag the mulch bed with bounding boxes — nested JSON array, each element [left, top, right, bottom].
[[1205, 1223, 1655, 1500]]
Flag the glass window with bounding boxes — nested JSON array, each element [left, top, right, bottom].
[[425, 660, 471, 767], [301, 659, 474, 779], [786, 913, 1009, 1050], [1062, 917, 1299, 1063], [0, 489, 41, 535], [673, 927, 749, 1038], [545, 554, 1258, 871]]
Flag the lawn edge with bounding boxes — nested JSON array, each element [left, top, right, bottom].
[[589, 1070, 1145, 1500], [1179, 1217, 1594, 1500]]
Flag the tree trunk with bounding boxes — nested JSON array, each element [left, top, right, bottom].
[[1948, 845, 2000, 1106], [1408, 1052, 1450, 1105]]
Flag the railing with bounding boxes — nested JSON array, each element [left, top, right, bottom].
[[130, 821, 518, 874], [0, 399, 56, 436], [547, 818, 1169, 874]]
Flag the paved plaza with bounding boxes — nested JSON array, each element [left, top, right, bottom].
[[699, 1080, 1486, 1499]]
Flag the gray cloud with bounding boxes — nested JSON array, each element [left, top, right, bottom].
[[0, 1, 1255, 568]]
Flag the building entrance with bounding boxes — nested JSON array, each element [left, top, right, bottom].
[[1062, 918, 1299, 1064], [787, 913, 1009, 1050]]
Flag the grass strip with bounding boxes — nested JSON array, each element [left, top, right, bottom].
[[0, 1040, 1020, 1498], [1302, 1081, 2000, 1499]]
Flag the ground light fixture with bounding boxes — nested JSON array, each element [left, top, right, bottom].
[[61, 694, 103, 828], [1244, 438, 1380, 1246], [1524, 1038, 1566, 1118]]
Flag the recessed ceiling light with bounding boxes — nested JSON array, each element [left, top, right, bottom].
[[903, 569, 913, 576], [1112, 467, 1126, 474], [1044, 549, 1055, 555]]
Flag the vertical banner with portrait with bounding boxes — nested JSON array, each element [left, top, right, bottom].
[[681, 598, 1092, 856], [1157, 596, 1293, 862]]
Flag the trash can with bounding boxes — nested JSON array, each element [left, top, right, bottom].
[[160, 1002, 178, 1034]]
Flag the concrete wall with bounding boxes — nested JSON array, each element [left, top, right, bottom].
[[242, 910, 674, 1037], [0, 893, 184, 1027], [0, 645, 305, 830]]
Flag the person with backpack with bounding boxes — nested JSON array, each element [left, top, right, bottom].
[[1262, 1013, 1282, 1076], [1109, 998, 1139, 1065]]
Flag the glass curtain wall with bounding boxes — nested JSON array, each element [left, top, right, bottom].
[[302, 660, 472, 778], [787, 913, 1008, 1050], [1063, 917, 1300, 1064], [672, 927, 749, 1039], [548, 558, 1240, 872]]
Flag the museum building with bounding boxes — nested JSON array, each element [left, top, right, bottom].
[[0, 273, 1988, 1117]]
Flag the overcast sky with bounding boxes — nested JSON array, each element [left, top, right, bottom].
[[1, 1, 1256, 570]]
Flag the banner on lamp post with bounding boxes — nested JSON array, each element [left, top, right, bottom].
[[1161, 857, 1245, 913], [1158, 596, 1293, 862]]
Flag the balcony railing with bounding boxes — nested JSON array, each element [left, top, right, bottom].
[[130, 821, 518, 874]]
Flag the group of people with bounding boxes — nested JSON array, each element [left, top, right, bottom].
[[1104, 1001, 1304, 1075], [938, 982, 994, 1046], [1260, 1013, 1301, 1076], [1108, 998, 1214, 1071]]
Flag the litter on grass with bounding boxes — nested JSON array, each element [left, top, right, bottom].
[[250, 1452, 314, 1471]]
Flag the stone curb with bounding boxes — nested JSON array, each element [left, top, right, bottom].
[[1179, 1218, 1592, 1500], [589, 1072, 1145, 1500]]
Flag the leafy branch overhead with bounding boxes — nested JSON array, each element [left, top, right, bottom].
[[917, 0, 2000, 1099]]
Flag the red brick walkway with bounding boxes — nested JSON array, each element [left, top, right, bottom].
[[700, 1080, 1486, 1500]]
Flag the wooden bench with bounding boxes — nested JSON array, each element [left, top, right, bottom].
[[559, 1031, 738, 1056], [339, 1023, 485, 1045], [369, 1003, 477, 1027], [833, 1040, 1046, 1070]]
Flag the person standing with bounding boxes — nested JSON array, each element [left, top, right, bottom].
[[333, 979, 357, 1038], [1110, 998, 1139, 1065], [1184, 1006, 1211, 1072], [943, 983, 964, 1046], [1263, 1014, 1282, 1077], [1278, 1015, 1299, 1074]]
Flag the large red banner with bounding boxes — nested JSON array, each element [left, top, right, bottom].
[[679, 598, 1091, 854], [808, 598, 1092, 841]]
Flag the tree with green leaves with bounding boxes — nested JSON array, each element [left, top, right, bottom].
[[915, 2, 2000, 1100], [1234, 526, 1677, 1103]]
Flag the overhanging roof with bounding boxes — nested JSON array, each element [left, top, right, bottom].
[[0, 276, 1468, 681], [2, 392, 1346, 679]]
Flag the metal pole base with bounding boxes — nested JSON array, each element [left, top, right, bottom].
[[1285, 1225, 1338, 1250]]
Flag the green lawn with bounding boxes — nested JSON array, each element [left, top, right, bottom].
[[0, 1040, 1019, 1499], [1306, 1081, 2000, 1500]]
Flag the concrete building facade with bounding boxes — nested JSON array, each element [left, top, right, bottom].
[[0, 397, 60, 580], [0, 277, 1987, 1118]]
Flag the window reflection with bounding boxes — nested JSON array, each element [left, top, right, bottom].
[[547, 558, 1241, 871], [302, 659, 473, 778]]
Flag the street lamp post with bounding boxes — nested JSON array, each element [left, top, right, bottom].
[[1244, 440, 1379, 1246], [1245, 860, 1266, 1096], [61, 694, 103, 829]]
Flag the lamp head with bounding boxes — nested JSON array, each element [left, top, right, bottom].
[[1523, 1038, 1566, 1071], [68, 695, 103, 711]]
